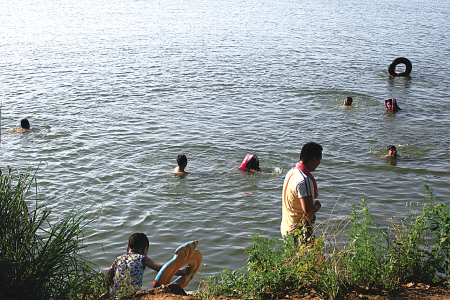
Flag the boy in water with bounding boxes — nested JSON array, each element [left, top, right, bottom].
[[13, 118, 31, 132], [173, 155, 188, 174], [107, 232, 189, 299], [385, 145, 403, 158], [385, 98, 401, 112], [344, 97, 353, 107], [238, 153, 264, 174]]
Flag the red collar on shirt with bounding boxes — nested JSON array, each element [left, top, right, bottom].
[[295, 161, 319, 199]]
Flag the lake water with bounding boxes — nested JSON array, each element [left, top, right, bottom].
[[1, 0, 449, 291]]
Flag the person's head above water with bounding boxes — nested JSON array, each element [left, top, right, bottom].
[[177, 155, 187, 167], [385, 98, 401, 111], [127, 232, 150, 254], [21, 118, 30, 130], [238, 153, 260, 171], [344, 97, 353, 106], [300, 142, 323, 172], [387, 145, 397, 157], [173, 155, 188, 174]]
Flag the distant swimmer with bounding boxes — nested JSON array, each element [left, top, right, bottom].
[[383, 145, 404, 166], [238, 153, 265, 174], [385, 98, 401, 112], [344, 97, 353, 107], [13, 118, 31, 132], [384, 145, 403, 159], [173, 155, 188, 175]]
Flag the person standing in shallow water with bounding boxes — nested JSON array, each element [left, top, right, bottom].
[[281, 142, 322, 245]]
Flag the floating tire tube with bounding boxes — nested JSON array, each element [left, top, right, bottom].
[[388, 57, 412, 77], [153, 240, 202, 289]]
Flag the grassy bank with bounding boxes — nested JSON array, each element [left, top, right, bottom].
[[2, 167, 449, 299], [0, 166, 108, 300], [198, 185, 450, 300]]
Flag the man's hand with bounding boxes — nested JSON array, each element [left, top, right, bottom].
[[314, 200, 321, 210]]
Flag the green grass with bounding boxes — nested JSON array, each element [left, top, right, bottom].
[[3, 165, 449, 299], [0, 166, 109, 300], [198, 184, 450, 299]]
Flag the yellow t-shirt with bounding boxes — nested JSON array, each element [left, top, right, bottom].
[[280, 168, 316, 237]]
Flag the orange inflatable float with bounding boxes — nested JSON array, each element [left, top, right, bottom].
[[153, 240, 202, 289]]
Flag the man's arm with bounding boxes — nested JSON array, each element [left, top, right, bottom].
[[299, 195, 321, 220]]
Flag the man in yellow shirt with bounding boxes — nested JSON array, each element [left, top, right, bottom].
[[281, 142, 322, 244]]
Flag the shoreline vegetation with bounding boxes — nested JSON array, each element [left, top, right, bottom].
[[1, 167, 449, 299]]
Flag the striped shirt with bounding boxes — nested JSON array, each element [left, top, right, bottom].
[[280, 168, 315, 237]]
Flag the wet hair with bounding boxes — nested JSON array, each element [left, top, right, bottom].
[[385, 98, 401, 111], [246, 156, 260, 171], [128, 232, 149, 251], [387, 145, 396, 151], [345, 97, 353, 104], [21, 119, 30, 129], [300, 142, 323, 163], [177, 155, 187, 167]]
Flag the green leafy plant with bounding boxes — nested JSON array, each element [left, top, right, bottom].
[[0, 166, 108, 300], [199, 185, 450, 300]]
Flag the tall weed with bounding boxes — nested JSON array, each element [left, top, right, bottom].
[[199, 185, 450, 300], [0, 167, 108, 299]]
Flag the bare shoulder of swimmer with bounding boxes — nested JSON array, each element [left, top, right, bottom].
[[173, 167, 189, 174], [13, 128, 29, 132]]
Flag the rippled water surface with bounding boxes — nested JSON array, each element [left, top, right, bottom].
[[1, 0, 450, 290]]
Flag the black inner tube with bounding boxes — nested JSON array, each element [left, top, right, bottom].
[[388, 57, 412, 77]]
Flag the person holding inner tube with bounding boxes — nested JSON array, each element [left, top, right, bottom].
[[281, 142, 322, 245], [238, 153, 263, 174], [385, 98, 401, 112], [107, 232, 189, 299]]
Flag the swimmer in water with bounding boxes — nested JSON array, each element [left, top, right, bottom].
[[13, 118, 31, 132], [344, 97, 353, 107], [385, 98, 401, 112], [173, 155, 188, 175], [238, 153, 265, 174], [384, 145, 404, 159]]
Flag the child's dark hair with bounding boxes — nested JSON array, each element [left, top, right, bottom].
[[21, 118, 30, 129], [300, 142, 323, 163], [128, 232, 149, 251], [387, 145, 396, 151], [177, 155, 187, 166], [247, 156, 260, 171]]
